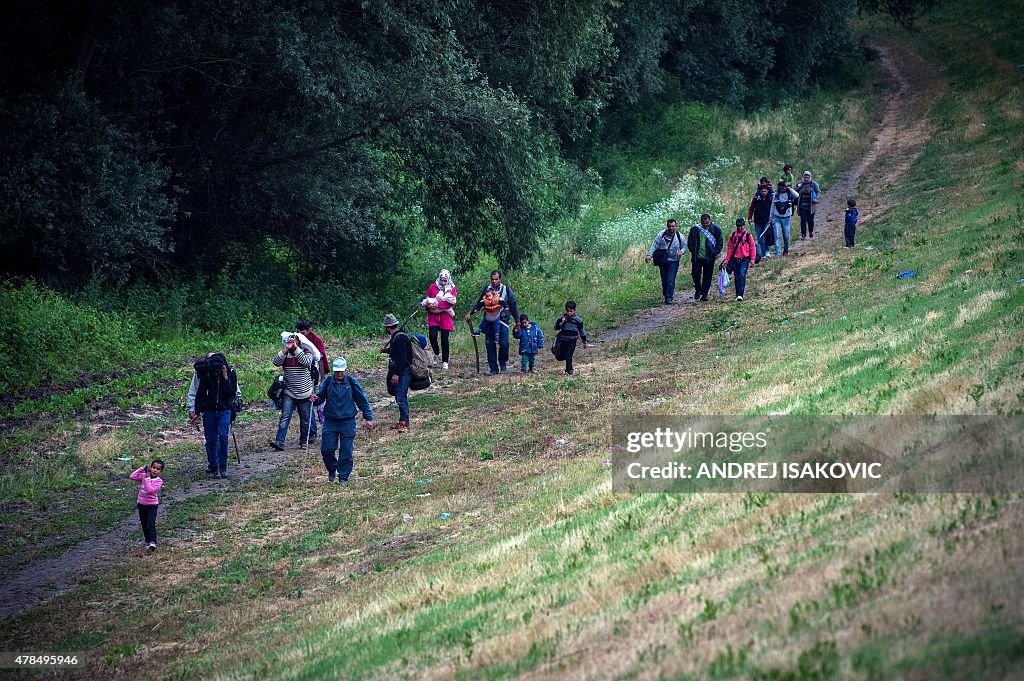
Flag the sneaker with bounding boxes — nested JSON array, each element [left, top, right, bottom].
[[205, 468, 219, 479], [268, 439, 284, 451], [488, 370, 499, 376], [432, 354, 440, 366], [565, 370, 574, 376], [147, 542, 156, 551], [338, 479, 348, 487], [810, 233, 814, 238], [700, 295, 709, 302], [219, 469, 229, 479], [765, 252, 772, 258], [800, 235, 806, 241], [737, 295, 744, 301], [389, 422, 409, 432], [441, 362, 448, 370], [471, 331, 481, 337], [328, 470, 336, 482]]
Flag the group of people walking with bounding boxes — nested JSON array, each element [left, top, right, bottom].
[[646, 165, 859, 303], [142, 163, 858, 549]]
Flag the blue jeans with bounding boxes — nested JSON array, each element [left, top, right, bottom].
[[321, 419, 356, 481], [275, 394, 311, 446], [393, 367, 412, 424], [658, 259, 680, 302], [202, 410, 231, 471], [733, 258, 751, 297], [772, 216, 792, 255], [753, 222, 769, 258], [481, 319, 510, 373]]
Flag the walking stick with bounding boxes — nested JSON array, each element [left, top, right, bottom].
[[230, 424, 241, 464], [466, 318, 480, 374]]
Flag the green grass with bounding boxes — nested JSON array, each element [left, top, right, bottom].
[[1, 2, 1023, 680]]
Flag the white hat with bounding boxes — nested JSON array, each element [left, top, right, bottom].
[[332, 357, 348, 372]]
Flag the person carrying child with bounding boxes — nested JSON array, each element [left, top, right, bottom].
[[554, 301, 588, 376], [513, 314, 544, 373], [844, 199, 859, 248], [130, 459, 165, 551]]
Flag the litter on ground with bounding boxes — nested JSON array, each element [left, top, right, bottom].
[[439, 513, 451, 520], [402, 513, 412, 523], [896, 270, 917, 279]]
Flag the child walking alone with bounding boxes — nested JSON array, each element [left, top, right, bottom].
[[844, 199, 859, 248], [554, 301, 588, 376], [512, 314, 544, 373], [130, 459, 164, 551]]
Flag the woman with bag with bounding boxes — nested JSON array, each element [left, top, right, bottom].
[[645, 219, 686, 304], [722, 218, 757, 301]]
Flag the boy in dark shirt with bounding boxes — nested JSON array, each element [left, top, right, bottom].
[[554, 301, 589, 376], [844, 199, 859, 248]]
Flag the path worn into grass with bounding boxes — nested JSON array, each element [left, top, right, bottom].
[[0, 40, 940, 623], [0, 429, 290, 619], [602, 40, 939, 345]]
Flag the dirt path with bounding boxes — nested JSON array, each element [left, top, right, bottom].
[[0, 40, 942, 622], [0, 429, 291, 619], [601, 40, 941, 344]]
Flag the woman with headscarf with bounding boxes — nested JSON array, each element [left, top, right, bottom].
[[422, 269, 457, 370]]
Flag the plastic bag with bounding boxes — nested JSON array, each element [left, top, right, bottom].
[[718, 268, 730, 296]]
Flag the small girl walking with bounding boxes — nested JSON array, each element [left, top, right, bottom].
[[130, 459, 164, 551]]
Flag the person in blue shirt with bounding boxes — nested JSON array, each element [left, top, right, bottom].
[[844, 199, 859, 248], [312, 357, 374, 485]]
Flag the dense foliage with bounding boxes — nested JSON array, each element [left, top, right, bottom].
[[0, 0, 927, 301]]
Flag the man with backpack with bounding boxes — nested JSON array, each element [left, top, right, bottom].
[[687, 214, 724, 302], [645, 218, 686, 304], [382, 313, 413, 432], [187, 352, 242, 479], [795, 171, 821, 240], [312, 357, 373, 485], [269, 334, 314, 451], [465, 270, 520, 375], [771, 179, 800, 256]]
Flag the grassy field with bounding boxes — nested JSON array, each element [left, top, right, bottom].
[[1, 1, 1023, 679]]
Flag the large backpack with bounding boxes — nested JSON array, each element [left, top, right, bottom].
[[399, 332, 432, 381], [193, 353, 236, 412]]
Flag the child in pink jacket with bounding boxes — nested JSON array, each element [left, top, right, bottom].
[[130, 460, 165, 551]]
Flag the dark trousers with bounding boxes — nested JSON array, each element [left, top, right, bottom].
[[691, 260, 715, 299], [482, 319, 510, 372], [138, 503, 158, 544], [799, 208, 815, 237], [321, 419, 357, 481], [428, 326, 450, 363], [733, 258, 751, 297], [560, 335, 579, 374], [658, 259, 680, 302], [844, 223, 856, 247]]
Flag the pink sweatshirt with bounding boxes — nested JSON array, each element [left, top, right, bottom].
[[130, 467, 164, 505]]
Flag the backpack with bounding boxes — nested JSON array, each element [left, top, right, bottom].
[[193, 353, 236, 412], [267, 375, 286, 409], [399, 332, 432, 381]]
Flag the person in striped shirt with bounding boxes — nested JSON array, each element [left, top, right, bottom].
[[269, 334, 314, 451]]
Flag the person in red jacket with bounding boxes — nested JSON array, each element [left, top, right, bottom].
[[722, 218, 757, 301]]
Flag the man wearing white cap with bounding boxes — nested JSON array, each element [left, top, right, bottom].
[[312, 357, 374, 485]]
